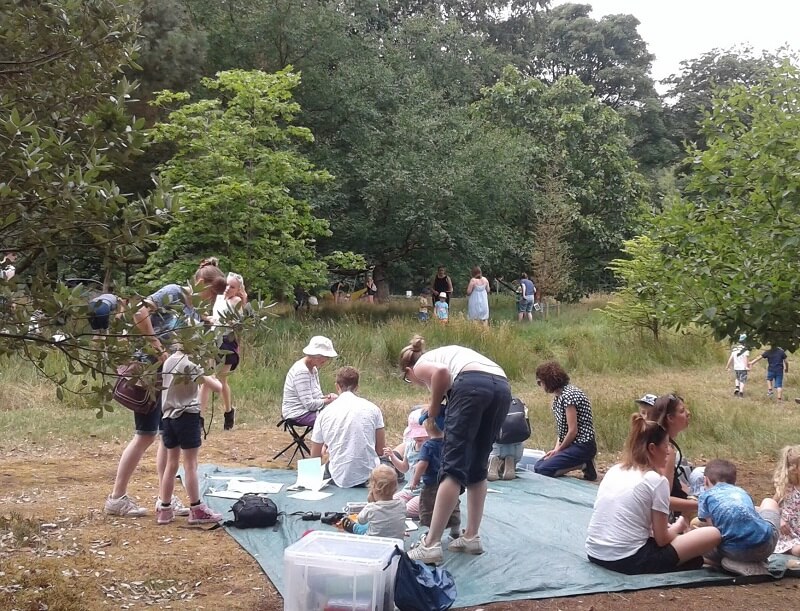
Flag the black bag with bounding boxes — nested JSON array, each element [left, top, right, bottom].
[[495, 397, 531, 444], [223, 494, 279, 528], [393, 546, 456, 611]]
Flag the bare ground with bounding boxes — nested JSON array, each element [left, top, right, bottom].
[[1, 425, 798, 610]]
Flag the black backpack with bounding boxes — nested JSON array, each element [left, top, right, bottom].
[[223, 494, 279, 528], [496, 397, 532, 444]]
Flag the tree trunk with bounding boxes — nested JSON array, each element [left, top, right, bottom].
[[373, 265, 390, 302]]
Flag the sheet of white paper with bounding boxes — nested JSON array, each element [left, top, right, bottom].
[[205, 489, 245, 500], [226, 481, 283, 494], [205, 476, 256, 482], [404, 520, 418, 531], [287, 457, 329, 492], [287, 490, 332, 501]]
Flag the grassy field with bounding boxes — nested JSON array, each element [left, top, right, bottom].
[[1, 294, 798, 463]]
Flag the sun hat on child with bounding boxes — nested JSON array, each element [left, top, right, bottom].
[[635, 393, 658, 407], [403, 407, 429, 440], [302, 335, 338, 358], [439, 292, 447, 298], [738, 333, 747, 342]]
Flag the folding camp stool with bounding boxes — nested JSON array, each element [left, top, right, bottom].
[[273, 418, 312, 465]]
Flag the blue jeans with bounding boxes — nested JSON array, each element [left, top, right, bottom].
[[534, 440, 597, 477]]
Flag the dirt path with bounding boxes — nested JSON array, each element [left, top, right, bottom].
[[1, 426, 797, 610]]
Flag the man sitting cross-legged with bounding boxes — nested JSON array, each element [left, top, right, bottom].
[[310, 366, 386, 488]]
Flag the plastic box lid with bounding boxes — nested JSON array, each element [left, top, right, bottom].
[[285, 531, 402, 567]]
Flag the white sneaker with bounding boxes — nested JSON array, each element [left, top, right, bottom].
[[407, 538, 443, 565], [721, 557, 769, 576], [448, 533, 484, 554], [155, 496, 190, 517], [105, 494, 148, 517]]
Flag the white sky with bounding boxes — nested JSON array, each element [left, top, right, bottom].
[[551, 0, 799, 83]]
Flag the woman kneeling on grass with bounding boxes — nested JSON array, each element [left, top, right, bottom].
[[585, 414, 721, 574]]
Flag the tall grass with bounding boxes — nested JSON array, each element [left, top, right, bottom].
[[1, 295, 797, 464]]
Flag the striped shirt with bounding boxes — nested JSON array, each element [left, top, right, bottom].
[[281, 358, 326, 420]]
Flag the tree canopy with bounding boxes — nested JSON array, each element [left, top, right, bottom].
[[136, 69, 337, 298], [646, 66, 800, 350]]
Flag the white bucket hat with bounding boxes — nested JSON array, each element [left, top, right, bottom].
[[302, 335, 338, 358]]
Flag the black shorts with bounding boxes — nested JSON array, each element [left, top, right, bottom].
[[588, 538, 703, 575], [219, 338, 240, 371], [441, 371, 511, 489], [161, 412, 202, 450]]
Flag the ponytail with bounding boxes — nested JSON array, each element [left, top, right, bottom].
[[399, 335, 426, 370]]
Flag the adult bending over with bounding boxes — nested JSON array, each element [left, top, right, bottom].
[[585, 414, 721, 574], [642, 393, 697, 517], [400, 335, 511, 565], [534, 361, 597, 481], [310, 366, 385, 488], [104, 259, 226, 517], [281, 335, 338, 427]]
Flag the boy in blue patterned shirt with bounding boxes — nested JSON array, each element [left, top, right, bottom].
[[696, 459, 780, 576]]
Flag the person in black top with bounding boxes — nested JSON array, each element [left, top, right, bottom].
[[431, 266, 453, 305]]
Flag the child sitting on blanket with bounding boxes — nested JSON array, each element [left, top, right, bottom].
[[412, 417, 461, 540], [695, 459, 780, 576], [340, 464, 406, 539]]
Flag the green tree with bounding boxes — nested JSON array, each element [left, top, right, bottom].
[[663, 47, 791, 153], [477, 67, 647, 294], [656, 65, 800, 350], [603, 235, 685, 341], [137, 69, 336, 298], [0, 0, 196, 404]]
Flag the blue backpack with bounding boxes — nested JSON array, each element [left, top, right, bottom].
[[392, 546, 456, 611]]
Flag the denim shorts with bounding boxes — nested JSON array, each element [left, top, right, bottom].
[[517, 296, 534, 314], [767, 371, 784, 388], [88, 299, 113, 331], [441, 371, 511, 489], [708, 509, 780, 564], [161, 412, 202, 450]]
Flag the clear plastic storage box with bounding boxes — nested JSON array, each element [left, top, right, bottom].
[[283, 530, 403, 611]]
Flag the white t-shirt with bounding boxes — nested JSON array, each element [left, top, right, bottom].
[[310, 391, 384, 488], [731, 344, 750, 371], [416, 346, 505, 379], [161, 352, 204, 419], [585, 465, 670, 561]]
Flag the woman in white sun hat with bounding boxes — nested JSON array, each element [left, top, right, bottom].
[[281, 336, 338, 427]]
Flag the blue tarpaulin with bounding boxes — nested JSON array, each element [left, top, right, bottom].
[[198, 464, 797, 608]]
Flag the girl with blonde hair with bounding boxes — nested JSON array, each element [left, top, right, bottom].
[[773, 445, 800, 558], [201, 271, 248, 430]]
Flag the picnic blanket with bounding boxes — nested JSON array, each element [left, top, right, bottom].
[[197, 464, 798, 608]]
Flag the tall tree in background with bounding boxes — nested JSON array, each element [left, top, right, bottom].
[[478, 67, 647, 294], [662, 46, 790, 154], [137, 69, 336, 298]]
